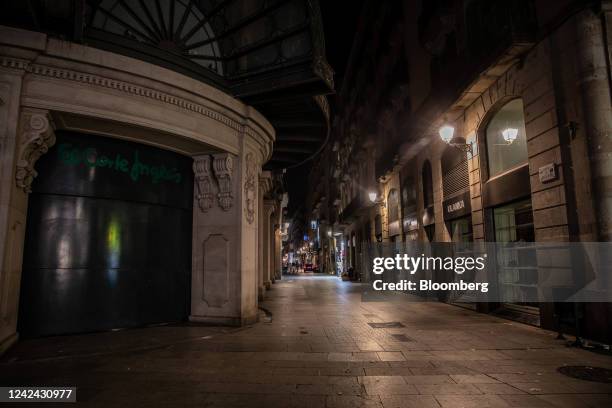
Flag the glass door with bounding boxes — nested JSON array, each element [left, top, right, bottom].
[[493, 199, 539, 315]]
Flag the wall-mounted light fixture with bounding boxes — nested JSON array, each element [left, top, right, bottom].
[[368, 192, 377, 203], [501, 127, 518, 144], [439, 125, 472, 153]]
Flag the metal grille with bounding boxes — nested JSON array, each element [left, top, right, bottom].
[[443, 159, 469, 197]]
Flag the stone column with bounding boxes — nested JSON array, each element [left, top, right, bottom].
[[263, 199, 275, 289], [0, 105, 55, 354], [258, 172, 273, 300], [576, 7, 612, 241], [273, 209, 282, 281], [190, 148, 261, 326]]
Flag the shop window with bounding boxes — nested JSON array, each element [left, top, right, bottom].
[[485, 99, 528, 178]]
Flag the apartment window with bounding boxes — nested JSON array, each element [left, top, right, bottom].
[[486, 99, 528, 178]]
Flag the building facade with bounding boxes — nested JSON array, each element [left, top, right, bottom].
[[0, 0, 331, 352], [302, 0, 612, 343]]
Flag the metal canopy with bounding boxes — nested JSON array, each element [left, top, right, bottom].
[[0, 0, 333, 169]]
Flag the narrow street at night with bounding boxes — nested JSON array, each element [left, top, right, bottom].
[[2, 0, 612, 406], [2, 275, 612, 407]]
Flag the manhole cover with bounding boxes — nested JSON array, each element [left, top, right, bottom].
[[391, 334, 413, 342], [368, 322, 405, 329], [557, 366, 612, 383]]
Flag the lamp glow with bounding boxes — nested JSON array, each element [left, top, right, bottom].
[[368, 192, 377, 203], [439, 125, 455, 143], [502, 128, 519, 143], [327, 230, 332, 237]]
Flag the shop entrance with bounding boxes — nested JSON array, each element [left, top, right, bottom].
[[18, 131, 193, 337]]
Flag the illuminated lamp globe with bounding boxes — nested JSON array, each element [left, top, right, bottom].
[[502, 128, 519, 143], [368, 192, 377, 203], [439, 125, 455, 144]]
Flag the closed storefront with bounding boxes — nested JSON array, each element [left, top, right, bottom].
[[480, 99, 539, 323], [19, 132, 193, 337]]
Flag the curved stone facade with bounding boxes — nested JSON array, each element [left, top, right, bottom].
[[0, 25, 276, 351]]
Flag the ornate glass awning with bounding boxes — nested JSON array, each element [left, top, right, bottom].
[[1, 0, 333, 169]]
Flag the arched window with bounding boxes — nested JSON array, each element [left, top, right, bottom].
[[485, 99, 528, 178], [422, 160, 434, 208]]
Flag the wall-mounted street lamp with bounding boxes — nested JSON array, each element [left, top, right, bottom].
[[438, 125, 472, 153], [368, 192, 377, 203], [501, 128, 518, 144]]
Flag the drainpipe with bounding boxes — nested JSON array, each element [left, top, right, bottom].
[[576, 5, 612, 242]]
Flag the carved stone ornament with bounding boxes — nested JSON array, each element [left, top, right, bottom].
[[212, 153, 235, 211], [15, 110, 56, 193], [243, 153, 256, 224], [193, 156, 214, 212]]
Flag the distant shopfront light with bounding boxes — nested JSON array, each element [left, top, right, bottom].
[[327, 229, 332, 237]]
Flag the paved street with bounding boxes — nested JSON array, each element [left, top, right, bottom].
[[2, 275, 612, 407]]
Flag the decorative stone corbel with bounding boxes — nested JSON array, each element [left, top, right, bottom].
[[193, 155, 214, 212], [212, 153, 234, 211], [243, 153, 256, 224], [15, 109, 56, 193]]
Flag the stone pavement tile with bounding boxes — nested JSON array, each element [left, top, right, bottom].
[[536, 393, 612, 408], [562, 382, 612, 394], [347, 361, 392, 369], [328, 352, 381, 362], [488, 373, 575, 383], [498, 394, 557, 407], [366, 367, 414, 376], [380, 395, 441, 408], [402, 375, 455, 384], [201, 393, 288, 408], [294, 383, 362, 395], [509, 382, 585, 395], [434, 394, 511, 407], [358, 375, 406, 385], [377, 352, 406, 361], [450, 374, 501, 383], [389, 360, 435, 368], [358, 342, 386, 351], [410, 366, 478, 375], [203, 393, 327, 408], [318, 366, 366, 376], [199, 382, 297, 394], [326, 395, 384, 408], [475, 383, 527, 395], [415, 384, 483, 395], [286, 343, 313, 352], [365, 383, 419, 395]]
